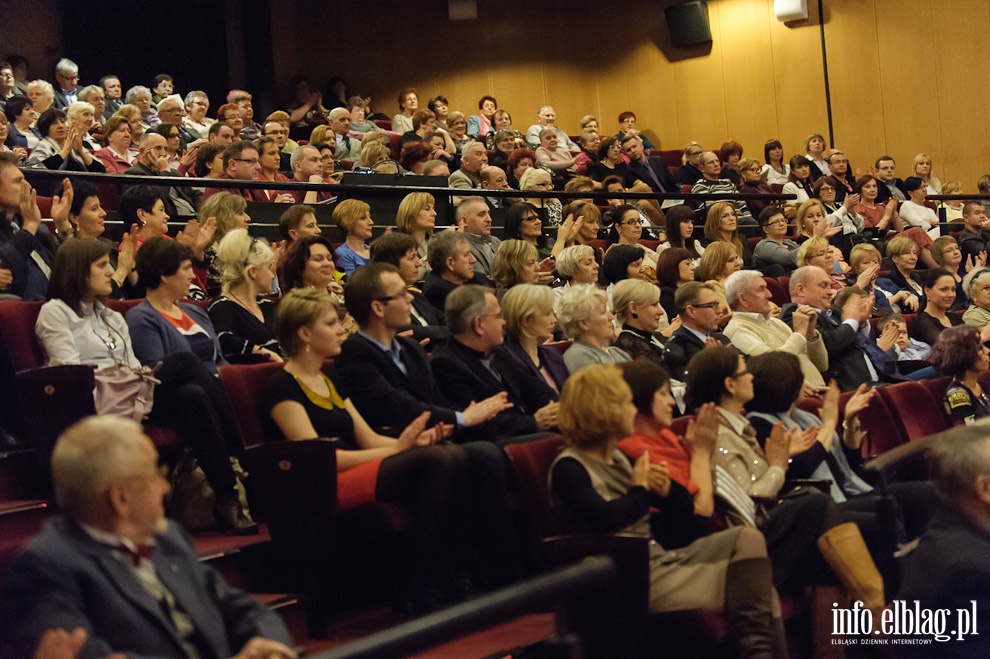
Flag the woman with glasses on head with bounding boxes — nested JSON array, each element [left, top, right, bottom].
[[519, 166, 563, 228], [207, 229, 282, 363], [613, 279, 676, 367], [761, 139, 789, 186], [702, 201, 752, 268], [502, 201, 552, 260]]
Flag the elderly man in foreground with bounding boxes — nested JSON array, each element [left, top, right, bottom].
[[2, 416, 295, 659]]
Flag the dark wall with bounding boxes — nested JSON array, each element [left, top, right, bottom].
[[55, 0, 231, 107]]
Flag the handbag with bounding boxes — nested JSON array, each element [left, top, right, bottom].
[[167, 450, 252, 532], [92, 362, 160, 421]]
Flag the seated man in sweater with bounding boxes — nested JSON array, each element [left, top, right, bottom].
[[722, 269, 828, 391], [430, 284, 559, 441], [691, 151, 755, 225]]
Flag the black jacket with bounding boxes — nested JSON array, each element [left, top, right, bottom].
[[430, 338, 558, 441], [780, 303, 874, 392], [333, 333, 459, 433], [662, 326, 730, 381]]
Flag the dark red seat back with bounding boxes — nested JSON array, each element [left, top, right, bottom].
[[219, 362, 285, 448], [504, 435, 566, 537], [876, 381, 949, 443], [0, 301, 46, 373]]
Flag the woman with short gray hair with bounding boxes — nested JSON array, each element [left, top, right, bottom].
[[558, 284, 630, 373]]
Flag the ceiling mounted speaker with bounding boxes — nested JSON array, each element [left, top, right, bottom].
[[664, 2, 712, 48], [774, 0, 809, 22]]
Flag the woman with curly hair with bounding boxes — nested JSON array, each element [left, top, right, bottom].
[[931, 324, 990, 423]]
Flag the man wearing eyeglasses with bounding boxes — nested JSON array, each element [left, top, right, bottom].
[[662, 282, 730, 381], [52, 58, 80, 109], [202, 140, 263, 203], [125, 133, 200, 217], [825, 149, 856, 202], [691, 151, 756, 226]]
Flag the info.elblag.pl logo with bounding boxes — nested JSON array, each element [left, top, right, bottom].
[[831, 600, 978, 646]]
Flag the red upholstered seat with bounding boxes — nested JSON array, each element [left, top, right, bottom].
[[386, 132, 402, 161], [640, 239, 660, 251], [544, 340, 572, 355], [504, 435, 566, 537], [372, 119, 391, 131], [590, 239, 607, 252], [219, 362, 285, 448], [877, 381, 949, 443], [747, 236, 762, 254], [764, 277, 789, 306], [855, 386, 905, 458], [0, 301, 46, 373]]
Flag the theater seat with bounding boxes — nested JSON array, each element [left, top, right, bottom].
[[372, 119, 391, 131], [504, 435, 565, 537], [877, 381, 949, 442], [219, 362, 285, 448], [763, 277, 789, 307]]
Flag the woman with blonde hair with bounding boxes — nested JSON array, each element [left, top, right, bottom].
[[876, 236, 926, 314], [199, 192, 251, 297], [333, 199, 374, 275], [550, 364, 782, 657], [913, 152, 942, 195], [267, 287, 489, 611], [114, 103, 144, 159], [613, 278, 675, 366], [940, 181, 964, 223], [396, 191, 437, 278], [703, 201, 751, 267], [501, 284, 568, 392], [796, 237, 846, 289], [207, 229, 282, 363], [359, 141, 390, 170], [696, 241, 740, 324], [491, 239, 550, 291], [558, 285, 631, 372]]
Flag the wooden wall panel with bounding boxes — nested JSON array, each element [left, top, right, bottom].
[[874, 0, 943, 184], [717, 0, 779, 154], [272, 0, 990, 193], [822, 0, 885, 175], [766, 0, 829, 161], [931, 0, 990, 188]]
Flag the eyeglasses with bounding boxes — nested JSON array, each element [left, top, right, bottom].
[[818, 186, 835, 192], [765, 219, 788, 226], [729, 369, 750, 379], [234, 158, 259, 165], [809, 250, 831, 259], [522, 214, 542, 222], [375, 290, 410, 304], [689, 301, 721, 310], [621, 219, 643, 226]]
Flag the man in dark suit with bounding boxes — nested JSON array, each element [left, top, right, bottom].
[[781, 265, 876, 392], [900, 426, 990, 656], [0, 154, 72, 300], [52, 58, 80, 109], [422, 230, 487, 312], [662, 282, 730, 381], [368, 232, 448, 348], [430, 284, 559, 441], [2, 416, 294, 659], [873, 155, 907, 205], [335, 262, 508, 436], [621, 134, 677, 195], [334, 264, 522, 585]]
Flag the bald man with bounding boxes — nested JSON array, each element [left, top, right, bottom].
[[3, 416, 294, 659]]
